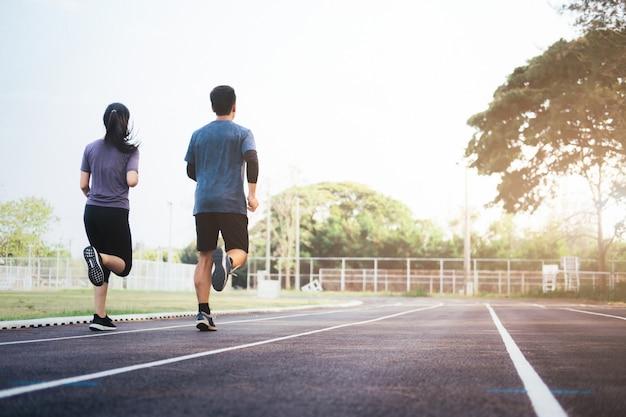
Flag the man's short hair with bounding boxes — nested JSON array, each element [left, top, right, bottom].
[[210, 85, 236, 116]]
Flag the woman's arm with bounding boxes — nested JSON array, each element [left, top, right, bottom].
[[80, 171, 90, 197], [127, 170, 139, 187]]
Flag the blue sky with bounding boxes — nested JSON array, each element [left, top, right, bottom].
[[0, 0, 576, 257]]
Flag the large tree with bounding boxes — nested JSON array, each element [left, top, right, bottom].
[[562, 1, 626, 87], [301, 182, 420, 258], [562, 0, 626, 31], [465, 28, 626, 271], [249, 182, 446, 275]]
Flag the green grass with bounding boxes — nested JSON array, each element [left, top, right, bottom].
[[0, 289, 349, 321], [4, 288, 621, 321]]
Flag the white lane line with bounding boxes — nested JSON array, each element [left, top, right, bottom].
[[0, 303, 392, 347], [0, 324, 193, 346], [0, 303, 443, 399], [485, 303, 567, 417], [562, 308, 626, 321], [0, 311, 341, 346], [0, 301, 364, 330]]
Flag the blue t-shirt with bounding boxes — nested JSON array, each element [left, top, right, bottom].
[[184, 120, 256, 215], [81, 139, 140, 210]]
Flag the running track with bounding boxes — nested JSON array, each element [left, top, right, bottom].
[[0, 297, 625, 417]]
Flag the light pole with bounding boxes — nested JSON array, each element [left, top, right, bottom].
[[463, 165, 472, 295], [27, 244, 33, 291], [295, 196, 300, 291], [167, 201, 173, 263], [265, 185, 271, 275]]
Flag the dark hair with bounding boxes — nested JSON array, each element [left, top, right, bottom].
[[102, 102, 138, 153], [210, 85, 236, 116]]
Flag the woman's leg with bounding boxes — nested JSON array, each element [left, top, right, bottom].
[[95, 207, 132, 277], [93, 282, 108, 317], [101, 253, 126, 276]]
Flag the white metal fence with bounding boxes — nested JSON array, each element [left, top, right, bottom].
[[1, 256, 625, 295], [245, 256, 626, 295], [0, 258, 195, 292], [309, 268, 619, 295]]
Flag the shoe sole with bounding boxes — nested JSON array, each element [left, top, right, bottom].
[[196, 320, 217, 331], [84, 246, 104, 286], [89, 323, 116, 331], [211, 249, 230, 292]]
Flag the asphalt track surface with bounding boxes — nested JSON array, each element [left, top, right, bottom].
[[0, 297, 625, 417]]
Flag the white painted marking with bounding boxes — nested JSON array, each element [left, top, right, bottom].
[[0, 324, 192, 346], [0, 304, 377, 347], [0, 301, 363, 330], [0, 303, 443, 399], [486, 303, 568, 417], [563, 308, 626, 321]]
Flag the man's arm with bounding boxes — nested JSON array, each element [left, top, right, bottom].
[[186, 163, 196, 181], [244, 150, 258, 183], [247, 183, 258, 212], [244, 150, 259, 212]]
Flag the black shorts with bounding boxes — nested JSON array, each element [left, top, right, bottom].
[[195, 212, 249, 253], [84, 205, 133, 280]]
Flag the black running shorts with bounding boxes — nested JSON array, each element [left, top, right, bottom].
[[195, 212, 249, 253]]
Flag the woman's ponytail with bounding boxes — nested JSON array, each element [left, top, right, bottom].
[[103, 103, 139, 153]]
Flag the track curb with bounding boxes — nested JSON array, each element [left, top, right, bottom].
[[0, 300, 363, 330]]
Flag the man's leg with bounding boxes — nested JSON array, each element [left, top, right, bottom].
[[213, 213, 249, 291], [227, 248, 248, 269], [195, 251, 213, 304], [195, 250, 217, 331]]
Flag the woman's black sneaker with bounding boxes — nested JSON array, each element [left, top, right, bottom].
[[89, 314, 116, 331], [83, 246, 104, 286]]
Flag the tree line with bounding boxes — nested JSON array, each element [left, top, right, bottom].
[[247, 181, 626, 264], [5, 179, 622, 269]]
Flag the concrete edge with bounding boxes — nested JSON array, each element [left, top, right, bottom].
[[0, 300, 363, 330]]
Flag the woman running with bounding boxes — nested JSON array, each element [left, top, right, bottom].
[[80, 102, 140, 331]]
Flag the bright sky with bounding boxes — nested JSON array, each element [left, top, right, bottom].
[[0, 0, 576, 257]]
